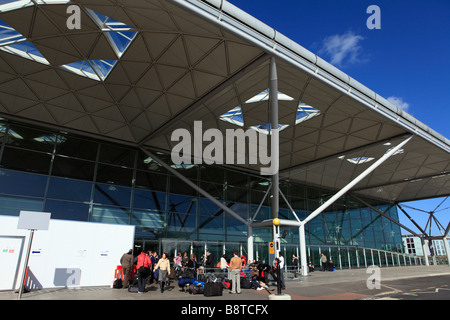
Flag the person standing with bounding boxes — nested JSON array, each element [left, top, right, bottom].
[[205, 250, 214, 271], [220, 254, 228, 273], [120, 249, 133, 288], [136, 250, 151, 293], [321, 253, 328, 272], [154, 252, 171, 293], [229, 251, 242, 294], [292, 253, 299, 280], [277, 253, 286, 290]]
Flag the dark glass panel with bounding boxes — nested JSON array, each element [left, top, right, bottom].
[[0, 169, 47, 197], [200, 165, 224, 184], [169, 175, 197, 196], [136, 151, 168, 173], [225, 169, 248, 188], [135, 170, 167, 192], [289, 183, 306, 199], [96, 163, 133, 186], [93, 183, 131, 208], [44, 200, 89, 221], [5, 124, 56, 152], [46, 177, 92, 202], [226, 186, 247, 203], [200, 181, 223, 199], [99, 144, 135, 167], [1, 147, 51, 174], [52, 155, 95, 181], [56, 135, 98, 161]]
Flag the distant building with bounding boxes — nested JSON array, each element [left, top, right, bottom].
[[402, 234, 450, 258]]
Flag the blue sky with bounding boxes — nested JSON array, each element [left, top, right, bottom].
[[231, 0, 450, 235]]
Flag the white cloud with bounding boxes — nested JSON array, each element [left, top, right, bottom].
[[387, 96, 410, 112], [319, 31, 365, 67]]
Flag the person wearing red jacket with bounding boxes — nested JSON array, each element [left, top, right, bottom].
[[136, 250, 151, 293]]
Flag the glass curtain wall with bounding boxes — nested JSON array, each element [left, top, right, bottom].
[[0, 120, 405, 261]]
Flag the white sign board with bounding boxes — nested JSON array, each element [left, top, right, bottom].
[[17, 211, 51, 231]]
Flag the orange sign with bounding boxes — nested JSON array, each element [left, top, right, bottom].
[[269, 242, 275, 254]]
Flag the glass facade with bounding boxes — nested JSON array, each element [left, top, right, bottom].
[[0, 120, 405, 264]]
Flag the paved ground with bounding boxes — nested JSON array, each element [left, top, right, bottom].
[[1, 265, 449, 301]]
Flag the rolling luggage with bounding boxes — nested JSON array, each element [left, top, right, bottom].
[[203, 281, 223, 297]]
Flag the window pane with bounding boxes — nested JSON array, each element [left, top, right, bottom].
[[99, 144, 135, 167], [168, 194, 197, 213], [1, 147, 51, 174], [93, 183, 131, 208], [0, 195, 43, 216], [131, 209, 165, 230], [135, 170, 167, 191], [46, 177, 92, 202], [170, 176, 197, 196], [167, 211, 197, 232], [91, 205, 130, 225], [56, 135, 98, 161], [133, 188, 166, 211], [5, 124, 56, 152], [44, 200, 89, 221], [52, 156, 95, 181], [0, 169, 47, 197], [136, 151, 167, 173], [96, 164, 133, 186]]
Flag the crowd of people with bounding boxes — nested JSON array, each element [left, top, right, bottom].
[[119, 249, 326, 294]]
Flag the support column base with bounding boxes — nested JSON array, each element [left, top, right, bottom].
[[268, 294, 291, 300]]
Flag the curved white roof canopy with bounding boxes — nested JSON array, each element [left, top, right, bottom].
[[0, 0, 448, 203]]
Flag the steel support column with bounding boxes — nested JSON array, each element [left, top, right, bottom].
[[269, 56, 280, 258]]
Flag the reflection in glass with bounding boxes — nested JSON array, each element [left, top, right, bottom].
[[5, 124, 55, 152], [47, 177, 92, 202], [0, 195, 43, 216], [131, 209, 165, 230], [44, 200, 89, 221], [93, 183, 131, 208], [91, 205, 130, 225], [0, 169, 47, 197], [133, 188, 166, 212]]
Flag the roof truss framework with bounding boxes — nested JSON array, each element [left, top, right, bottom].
[[0, 0, 448, 203]]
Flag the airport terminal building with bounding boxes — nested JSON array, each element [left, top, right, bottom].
[[0, 0, 449, 272]]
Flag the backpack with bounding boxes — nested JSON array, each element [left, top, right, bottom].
[[113, 278, 122, 289]]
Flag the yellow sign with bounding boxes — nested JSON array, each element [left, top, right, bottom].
[[269, 242, 275, 254]]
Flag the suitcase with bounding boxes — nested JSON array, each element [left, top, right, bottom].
[[203, 281, 223, 297]]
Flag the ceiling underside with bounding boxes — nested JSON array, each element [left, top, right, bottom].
[[0, 0, 449, 203]]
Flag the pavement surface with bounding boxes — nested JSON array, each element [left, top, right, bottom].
[[1, 265, 450, 301]]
